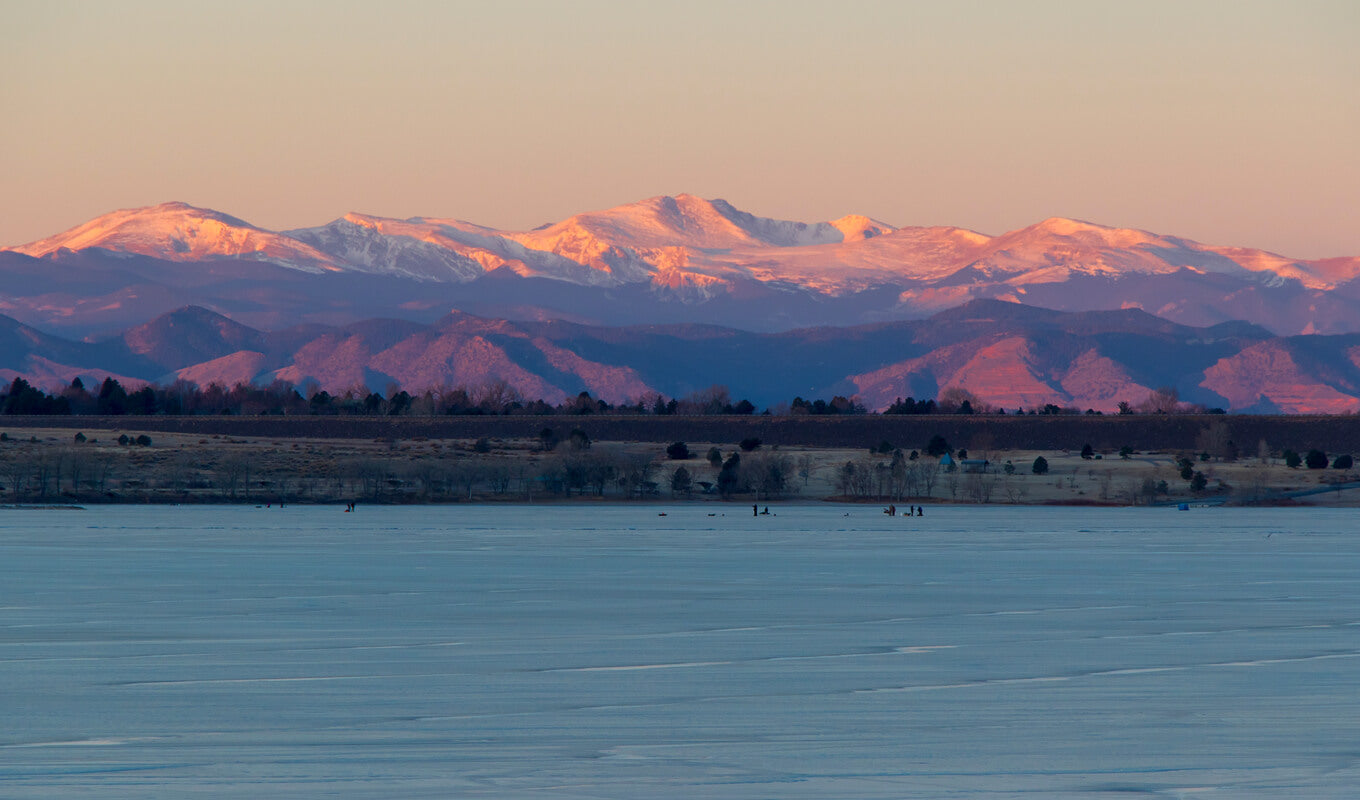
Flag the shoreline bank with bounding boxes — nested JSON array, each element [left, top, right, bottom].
[[0, 425, 1356, 508]]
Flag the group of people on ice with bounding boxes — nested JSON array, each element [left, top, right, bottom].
[[883, 504, 923, 517]]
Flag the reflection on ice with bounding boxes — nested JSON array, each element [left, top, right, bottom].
[[1, 504, 1359, 798]]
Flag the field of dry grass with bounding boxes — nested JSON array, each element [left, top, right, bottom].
[[0, 425, 1356, 507]]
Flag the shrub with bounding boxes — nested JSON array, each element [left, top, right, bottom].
[[1305, 449, 1328, 469], [1119, 445, 1133, 460], [1032, 456, 1049, 475], [73, 432, 86, 443], [1283, 449, 1301, 468], [739, 437, 762, 452], [1333, 454, 1353, 470], [666, 441, 691, 460], [117, 434, 130, 446], [472, 437, 492, 454], [135, 434, 152, 447], [538, 428, 558, 452], [707, 447, 723, 467], [717, 453, 742, 497], [1190, 471, 1208, 492], [1080, 443, 1094, 460], [925, 435, 950, 457], [670, 466, 692, 496]]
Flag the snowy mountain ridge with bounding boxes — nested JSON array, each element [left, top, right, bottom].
[[10, 196, 1356, 294], [5, 195, 1360, 338]]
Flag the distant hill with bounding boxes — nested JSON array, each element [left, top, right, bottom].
[[2, 300, 1360, 413]]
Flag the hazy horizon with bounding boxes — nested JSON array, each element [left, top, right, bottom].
[[3, 1, 1357, 258]]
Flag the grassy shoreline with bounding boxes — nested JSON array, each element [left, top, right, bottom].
[[0, 424, 1356, 507]]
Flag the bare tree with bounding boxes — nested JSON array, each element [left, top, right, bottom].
[[835, 461, 857, 497], [90, 451, 115, 493], [449, 459, 484, 500], [615, 452, 657, 498], [937, 385, 987, 413], [1098, 469, 1114, 500], [408, 459, 447, 499], [218, 455, 249, 499], [1239, 466, 1271, 504], [1195, 421, 1236, 461], [677, 385, 732, 415], [474, 379, 521, 414], [1138, 386, 1180, 414], [49, 450, 66, 498], [2, 456, 29, 500], [348, 459, 387, 500], [963, 470, 997, 503], [167, 452, 197, 495], [743, 453, 795, 500], [30, 451, 57, 500], [66, 447, 88, 493], [1000, 473, 1028, 504], [916, 461, 939, 498], [485, 463, 513, 495]]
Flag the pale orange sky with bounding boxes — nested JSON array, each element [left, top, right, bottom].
[[2, 0, 1357, 258]]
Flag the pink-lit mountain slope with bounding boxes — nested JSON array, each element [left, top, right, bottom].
[[13, 202, 337, 271], [5, 300, 1360, 413], [4, 197, 1359, 335]]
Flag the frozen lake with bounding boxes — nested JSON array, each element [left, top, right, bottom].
[[2, 504, 1358, 798]]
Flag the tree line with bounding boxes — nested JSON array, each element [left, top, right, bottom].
[[1, 376, 1236, 419]]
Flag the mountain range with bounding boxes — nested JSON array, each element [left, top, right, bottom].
[[4, 196, 1359, 413], [2, 300, 1359, 414], [4, 196, 1358, 337]]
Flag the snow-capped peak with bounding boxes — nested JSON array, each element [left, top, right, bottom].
[[11, 201, 335, 270], [507, 194, 896, 260], [5, 196, 1356, 298], [830, 214, 895, 242]]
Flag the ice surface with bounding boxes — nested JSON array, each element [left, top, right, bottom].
[[1, 504, 1358, 798]]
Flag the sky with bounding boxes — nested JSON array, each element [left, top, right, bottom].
[[2, 0, 1357, 258]]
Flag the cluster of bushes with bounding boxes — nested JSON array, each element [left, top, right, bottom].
[[1280, 449, 1352, 470]]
